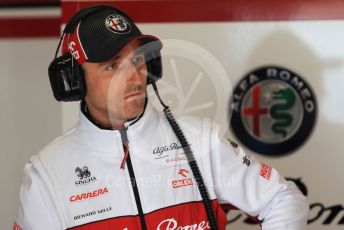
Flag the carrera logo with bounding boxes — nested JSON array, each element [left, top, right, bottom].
[[259, 163, 272, 180], [230, 66, 317, 156], [69, 187, 108, 202], [172, 169, 193, 188]]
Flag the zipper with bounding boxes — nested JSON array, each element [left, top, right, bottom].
[[119, 128, 147, 230]]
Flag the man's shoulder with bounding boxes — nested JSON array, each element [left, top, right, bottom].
[[26, 127, 87, 192], [34, 127, 81, 164], [172, 115, 213, 138], [177, 114, 211, 128]]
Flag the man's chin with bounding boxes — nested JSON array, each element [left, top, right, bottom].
[[125, 106, 145, 120], [111, 103, 145, 121], [107, 98, 146, 122]]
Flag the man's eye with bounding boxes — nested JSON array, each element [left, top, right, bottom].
[[106, 63, 117, 71], [132, 55, 145, 66]]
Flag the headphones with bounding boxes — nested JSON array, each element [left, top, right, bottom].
[[48, 5, 162, 102]]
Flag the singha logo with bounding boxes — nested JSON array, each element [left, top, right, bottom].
[[75, 166, 91, 180], [74, 166, 96, 186]]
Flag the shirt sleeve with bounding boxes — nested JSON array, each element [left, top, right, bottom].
[[15, 159, 63, 230], [209, 124, 309, 229]]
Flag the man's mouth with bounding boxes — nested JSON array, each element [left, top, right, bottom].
[[124, 91, 145, 101]]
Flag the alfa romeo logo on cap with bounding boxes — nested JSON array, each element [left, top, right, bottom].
[[105, 15, 131, 34], [230, 66, 317, 156]]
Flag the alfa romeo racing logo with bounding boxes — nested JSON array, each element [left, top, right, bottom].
[[105, 15, 131, 34], [230, 66, 317, 156]]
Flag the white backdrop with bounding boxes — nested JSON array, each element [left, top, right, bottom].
[[0, 38, 62, 229]]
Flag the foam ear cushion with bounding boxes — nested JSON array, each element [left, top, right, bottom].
[[146, 51, 162, 84], [48, 53, 86, 101]]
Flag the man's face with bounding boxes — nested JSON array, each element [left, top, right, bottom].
[[82, 40, 148, 128]]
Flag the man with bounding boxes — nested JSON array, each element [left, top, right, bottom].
[[14, 5, 309, 230]]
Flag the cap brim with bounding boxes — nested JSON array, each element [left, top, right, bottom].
[[87, 35, 162, 63]]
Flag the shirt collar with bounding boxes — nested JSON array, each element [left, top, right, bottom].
[[80, 99, 148, 130], [76, 101, 160, 152]]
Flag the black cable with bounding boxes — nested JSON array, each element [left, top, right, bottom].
[[54, 33, 64, 58], [151, 82, 218, 230]]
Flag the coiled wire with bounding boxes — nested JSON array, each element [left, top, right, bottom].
[[151, 82, 218, 230]]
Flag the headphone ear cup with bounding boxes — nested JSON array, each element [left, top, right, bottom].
[[146, 50, 162, 84], [48, 53, 86, 101]]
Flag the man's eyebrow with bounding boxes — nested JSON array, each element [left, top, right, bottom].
[[133, 47, 144, 55], [99, 55, 122, 67], [99, 47, 144, 67]]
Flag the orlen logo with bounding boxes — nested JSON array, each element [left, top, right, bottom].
[[69, 187, 108, 202], [172, 169, 193, 188]]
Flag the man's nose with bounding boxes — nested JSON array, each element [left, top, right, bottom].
[[126, 62, 146, 83]]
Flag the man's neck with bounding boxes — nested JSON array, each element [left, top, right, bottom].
[[81, 101, 125, 130]]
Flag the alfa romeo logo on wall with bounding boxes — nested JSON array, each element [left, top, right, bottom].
[[230, 66, 317, 156]]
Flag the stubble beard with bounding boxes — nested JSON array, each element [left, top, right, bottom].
[[108, 92, 146, 124]]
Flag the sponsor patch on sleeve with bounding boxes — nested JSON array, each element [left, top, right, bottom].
[[226, 138, 241, 156], [259, 163, 272, 180], [226, 138, 253, 167], [242, 155, 251, 167], [13, 223, 23, 230], [226, 138, 238, 149]]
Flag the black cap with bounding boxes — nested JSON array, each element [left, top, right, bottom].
[[62, 6, 161, 64]]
